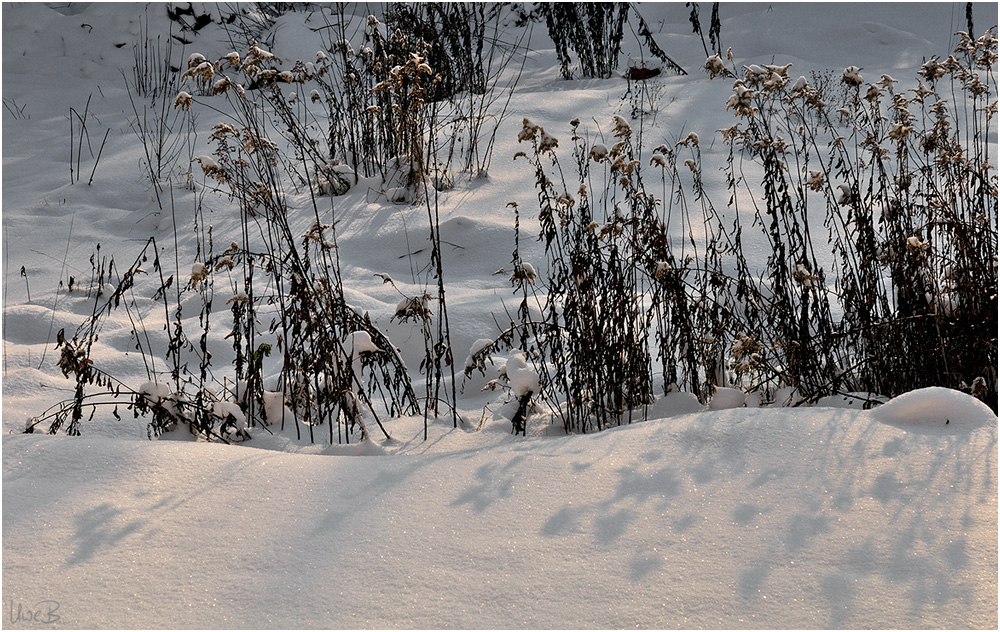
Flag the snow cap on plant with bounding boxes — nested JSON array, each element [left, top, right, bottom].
[[906, 235, 930, 252], [677, 132, 699, 148], [726, 80, 756, 117], [345, 330, 378, 359], [518, 118, 557, 152], [517, 118, 538, 142], [174, 91, 193, 111], [842, 65, 864, 87], [834, 183, 853, 205], [654, 260, 671, 280], [918, 57, 947, 82], [393, 294, 432, 323], [764, 63, 793, 78], [589, 143, 609, 162], [792, 260, 819, 288], [190, 262, 209, 289], [539, 130, 558, 152], [194, 155, 218, 173], [212, 76, 231, 96], [510, 262, 537, 286], [182, 60, 215, 83], [504, 352, 539, 399], [705, 54, 725, 78], [887, 122, 912, 140], [805, 170, 825, 191], [612, 115, 631, 137], [249, 40, 276, 62]]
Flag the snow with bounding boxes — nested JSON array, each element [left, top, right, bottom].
[[345, 330, 378, 357], [816, 391, 887, 409], [871, 387, 998, 431], [2, 2, 997, 629], [709, 386, 748, 410], [464, 337, 494, 370], [3, 407, 996, 629], [211, 399, 246, 433], [503, 351, 539, 398], [842, 65, 865, 86], [193, 155, 218, 173]]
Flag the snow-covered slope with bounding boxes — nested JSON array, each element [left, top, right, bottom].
[[4, 396, 997, 629], [3, 3, 998, 629]]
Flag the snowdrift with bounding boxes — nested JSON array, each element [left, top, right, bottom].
[[3, 401, 996, 629]]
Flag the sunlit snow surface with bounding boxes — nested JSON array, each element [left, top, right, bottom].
[[4, 398, 998, 629], [3, 2, 997, 629]]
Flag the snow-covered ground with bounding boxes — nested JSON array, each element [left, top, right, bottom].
[[3, 395, 997, 629], [3, 2, 997, 629]]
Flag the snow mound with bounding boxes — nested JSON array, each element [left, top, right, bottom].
[[709, 386, 747, 410], [871, 387, 997, 431], [646, 391, 704, 418], [345, 330, 378, 356], [504, 352, 539, 398]]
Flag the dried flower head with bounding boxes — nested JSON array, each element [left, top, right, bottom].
[[612, 115, 632, 138], [805, 170, 824, 191], [842, 66, 864, 87], [182, 60, 215, 83], [918, 57, 947, 82], [705, 54, 725, 79], [190, 262, 209, 289], [174, 91, 193, 111], [510, 262, 537, 285]]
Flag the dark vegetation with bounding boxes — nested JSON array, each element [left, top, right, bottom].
[[26, 3, 998, 443]]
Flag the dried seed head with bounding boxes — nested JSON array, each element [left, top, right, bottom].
[[589, 144, 609, 162], [174, 91, 193, 111], [212, 76, 231, 96], [612, 115, 632, 137], [677, 132, 699, 147], [705, 54, 725, 79], [803, 170, 823, 192], [510, 262, 537, 285], [842, 66, 863, 87], [190, 262, 209, 289], [187, 53, 207, 69], [517, 118, 538, 143], [539, 130, 558, 152], [918, 57, 947, 82], [182, 60, 215, 83]]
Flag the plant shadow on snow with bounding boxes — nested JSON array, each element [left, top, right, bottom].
[[62, 450, 275, 568], [525, 409, 995, 624], [449, 457, 524, 513], [66, 503, 144, 566]]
